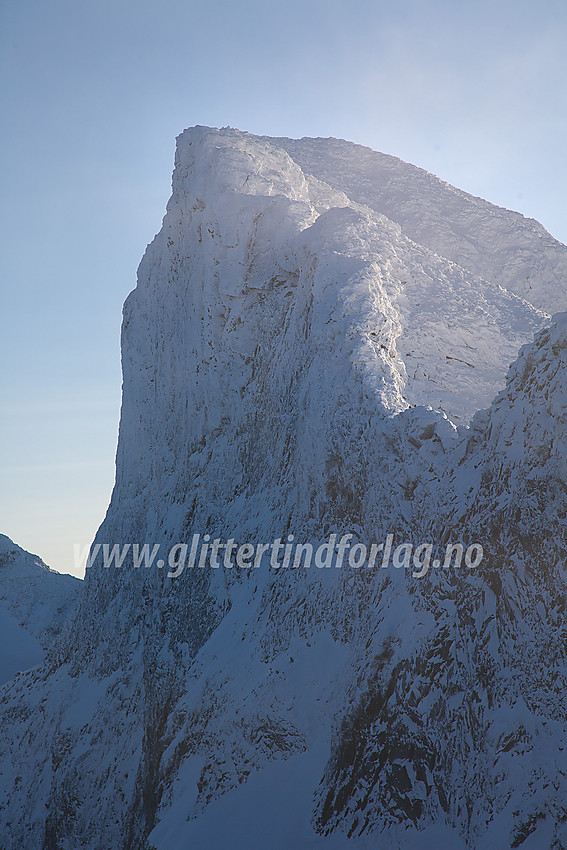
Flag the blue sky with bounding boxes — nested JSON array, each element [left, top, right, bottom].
[[1, 0, 566, 577]]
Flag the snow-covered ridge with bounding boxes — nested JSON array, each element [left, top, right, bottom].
[[0, 535, 81, 684], [0, 127, 565, 850], [268, 133, 567, 314]]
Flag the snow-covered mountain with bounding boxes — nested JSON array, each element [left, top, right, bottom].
[[0, 127, 565, 849], [0, 535, 81, 685]]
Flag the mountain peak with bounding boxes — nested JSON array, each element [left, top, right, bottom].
[[0, 129, 565, 850]]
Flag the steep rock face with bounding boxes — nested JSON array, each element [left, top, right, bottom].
[[317, 314, 567, 848], [0, 536, 81, 684], [0, 128, 565, 850]]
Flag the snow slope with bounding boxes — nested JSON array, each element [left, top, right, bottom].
[[269, 134, 567, 314], [0, 128, 565, 850], [0, 535, 81, 684]]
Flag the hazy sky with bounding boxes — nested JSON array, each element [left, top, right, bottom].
[[1, 0, 566, 577]]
